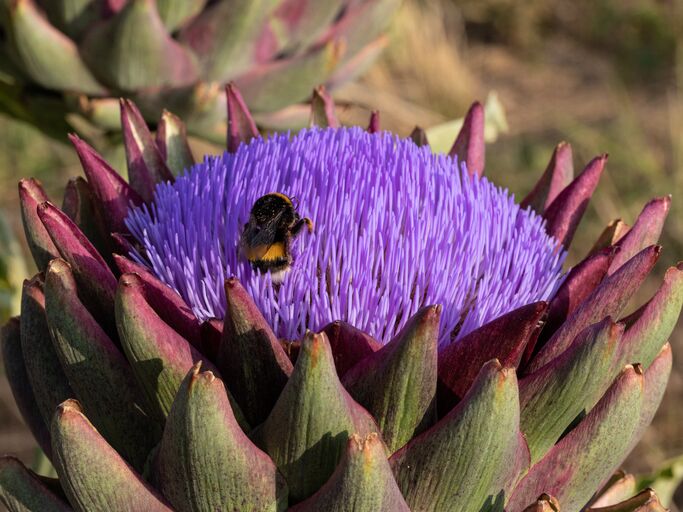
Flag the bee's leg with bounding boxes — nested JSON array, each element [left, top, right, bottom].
[[291, 217, 314, 236]]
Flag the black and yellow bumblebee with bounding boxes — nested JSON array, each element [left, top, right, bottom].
[[240, 193, 313, 279]]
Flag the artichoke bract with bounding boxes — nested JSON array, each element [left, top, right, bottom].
[[1, 85, 681, 512], [0, 0, 397, 141]]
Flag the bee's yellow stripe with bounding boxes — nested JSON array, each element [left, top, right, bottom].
[[246, 242, 286, 262]]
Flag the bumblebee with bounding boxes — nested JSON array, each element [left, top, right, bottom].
[[240, 193, 313, 278]]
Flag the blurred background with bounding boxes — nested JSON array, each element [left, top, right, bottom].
[[2, 0, 683, 507]]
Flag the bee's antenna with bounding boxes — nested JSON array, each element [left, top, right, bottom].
[[291, 196, 299, 209]]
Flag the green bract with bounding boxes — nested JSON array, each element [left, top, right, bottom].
[[0, 0, 398, 141], [1, 88, 681, 512]]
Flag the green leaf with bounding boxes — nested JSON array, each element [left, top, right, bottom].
[[41, 0, 99, 39], [80, 0, 198, 91], [1, 318, 52, 458], [390, 359, 521, 512], [0, 456, 71, 512], [618, 264, 683, 370], [3, 0, 105, 94], [236, 41, 344, 113], [179, 0, 271, 82], [255, 331, 377, 503], [17, 179, 59, 272], [267, 0, 344, 56], [156, 0, 206, 32], [217, 278, 293, 426], [507, 365, 644, 512], [290, 434, 410, 512], [520, 317, 622, 463], [19, 275, 74, 429], [155, 363, 288, 512], [115, 273, 221, 422], [120, 98, 174, 203], [343, 305, 439, 453], [61, 177, 113, 266], [155, 109, 195, 176], [37, 202, 118, 336], [51, 400, 173, 511], [44, 259, 160, 471]]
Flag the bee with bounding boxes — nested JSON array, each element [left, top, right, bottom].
[[240, 193, 313, 279]]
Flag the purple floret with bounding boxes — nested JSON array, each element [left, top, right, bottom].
[[126, 127, 565, 347]]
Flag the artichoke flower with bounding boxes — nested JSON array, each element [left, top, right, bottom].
[[1, 85, 681, 512], [0, 0, 397, 141]]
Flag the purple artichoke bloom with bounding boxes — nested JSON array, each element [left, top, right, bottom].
[[2, 88, 681, 512], [126, 127, 565, 348]]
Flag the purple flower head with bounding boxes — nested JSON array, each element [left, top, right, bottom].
[[126, 127, 566, 347]]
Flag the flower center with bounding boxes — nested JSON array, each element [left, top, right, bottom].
[[126, 127, 565, 347]]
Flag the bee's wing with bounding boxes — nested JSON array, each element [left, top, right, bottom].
[[240, 210, 286, 260]]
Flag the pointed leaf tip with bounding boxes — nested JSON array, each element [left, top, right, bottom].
[[439, 301, 547, 399], [310, 85, 339, 128], [343, 305, 440, 452], [226, 83, 259, 153], [543, 153, 607, 248], [609, 196, 671, 274], [44, 259, 159, 471], [52, 399, 172, 512], [156, 109, 195, 176], [522, 494, 561, 512], [257, 331, 376, 502], [69, 133, 142, 234], [367, 111, 380, 133], [120, 98, 174, 202], [116, 272, 214, 420], [18, 178, 59, 271], [618, 264, 683, 370], [508, 365, 644, 512], [590, 471, 637, 508], [290, 433, 410, 512], [529, 244, 660, 372], [0, 455, 71, 511], [156, 363, 287, 511], [521, 141, 574, 214], [217, 277, 293, 425], [37, 200, 117, 333], [591, 219, 631, 256], [449, 101, 485, 177], [80, 0, 198, 91], [391, 359, 521, 512], [322, 320, 381, 378], [410, 126, 429, 147], [586, 488, 666, 511]]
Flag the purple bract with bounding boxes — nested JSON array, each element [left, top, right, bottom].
[[126, 127, 566, 346]]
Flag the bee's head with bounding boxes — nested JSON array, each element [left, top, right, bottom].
[[250, 193, 297, 226]]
